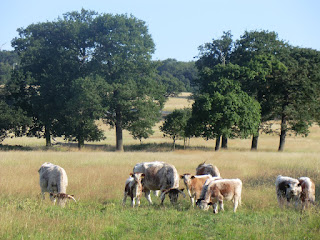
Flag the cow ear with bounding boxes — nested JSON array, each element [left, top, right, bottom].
[[180, 175, 184, 179], [191, 176, 195, 179], [141, 173, 145, 178], [130, 173, 134, 177]]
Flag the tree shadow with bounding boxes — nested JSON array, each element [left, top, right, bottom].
[[0, 144, 33, 151]]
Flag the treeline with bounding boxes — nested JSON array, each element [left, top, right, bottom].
[[1, 9, 320, 151], [162, 31, 320, 151]]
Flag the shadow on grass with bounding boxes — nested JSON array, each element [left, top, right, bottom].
[[0, 142, 214, 152], [0, 144, 33, 151]]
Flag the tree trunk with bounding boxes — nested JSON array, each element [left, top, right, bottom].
[[221, 136, 228, 149], [278, 114, 287, 152], [78, 137, 84, 149], [251, 135, 259, 150], [115, 111, 124, 152], [45, 125, 51, 147], [173, 136, 176, 151], [215, 136, 221, 151], [251, 127, 259, 150]]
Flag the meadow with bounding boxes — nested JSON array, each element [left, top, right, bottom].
[[0, 93, 320, 239]]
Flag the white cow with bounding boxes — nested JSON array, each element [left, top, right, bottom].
[[38, 162, 75, 207], [275, 175, 302, 207], [133, 161, 185, 204]]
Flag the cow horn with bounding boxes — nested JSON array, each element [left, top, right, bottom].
[[67, 195, 77, 202], [178, 189, 186, 198]]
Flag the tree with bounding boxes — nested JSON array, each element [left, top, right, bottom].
[[0, 100, 30, 143], [160, 108, 191, 150], [189, 64, 261, 151], [233, 30, 320, 151], [57, 75, 107, 149], [0, 50, 19, 85], [9, 9, 102, 146], [93, 13, 165, 151], [157, 59, 198, 94]]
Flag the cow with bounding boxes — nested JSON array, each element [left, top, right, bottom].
[[180, 174, 221, 207], [275, 175, 302, 207], [196, 178, 242, 214], [122, 173, 144, 207], [196, 162, 221, 177], [38, 162, 75, 207], [298, 177, 316, 210], [133, 161, 185, 204]]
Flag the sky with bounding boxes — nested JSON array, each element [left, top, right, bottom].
[[1, 0, 320, 62]]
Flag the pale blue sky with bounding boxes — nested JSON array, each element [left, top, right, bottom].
[[1, 0, 319, 61]]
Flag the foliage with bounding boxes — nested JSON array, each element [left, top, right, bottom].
[[160, 108, 191, 149], [189, 64, 261, 141], [156, 58, 198, 94], [0, 50, 19, 84]]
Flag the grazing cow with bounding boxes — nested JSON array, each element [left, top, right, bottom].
[[133, 161, 185, 204], [38, 162, 75, 207], [298, 177, 316, 210], [180, 174, 221, 207], [196, 179, 242, 214], [196, 162, 221, 177], [122, 173, 145, 207], [275, 175, 302, 207]]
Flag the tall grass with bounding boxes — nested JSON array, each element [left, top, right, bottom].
[[0, 93, 320, 239]]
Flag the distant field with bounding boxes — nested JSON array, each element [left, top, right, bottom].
[[0, 92, 320, 239]]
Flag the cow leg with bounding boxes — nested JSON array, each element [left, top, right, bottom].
[[233, 197, 239, 212], [122, 191, 127, 205], [145, 190, 153, 205], [160, 191, 166, 205], [191, 197, 195, 208], [136, 196, 141, 207], [131, 196, 135, 207]]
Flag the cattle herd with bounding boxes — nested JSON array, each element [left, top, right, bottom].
[[38, 161, 316, 213]]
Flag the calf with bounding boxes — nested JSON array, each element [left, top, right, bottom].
[[196, 179, 242, 214], [180, 174, 221, 207], [275, 175, 302, 207], [298, 177, 316, 210], [196, 162, 221, 177], [123, 173, 144, 207]]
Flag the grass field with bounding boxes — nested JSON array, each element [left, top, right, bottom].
[[0, 93, 320, 239]]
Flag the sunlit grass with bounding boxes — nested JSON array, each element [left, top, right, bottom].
[[1, 92, 320, 239]]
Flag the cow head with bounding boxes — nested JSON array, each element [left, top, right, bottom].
[[161, 188, 186, 204], [285, 181, 302, 200], [50, 193, 76, 207], [196, 198, 210, 210], [130, 173, 145, 184]]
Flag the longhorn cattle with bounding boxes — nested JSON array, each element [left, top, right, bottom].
[[275, 175, 302, 207], [133, 161, 185, 204], [38, 162, 75, 207], [122, 173, 144, 207], [298, 177, 316, 210], [180, 174, 221, 207], [196, 178, 242, 214], [196, 162, 221, 177]]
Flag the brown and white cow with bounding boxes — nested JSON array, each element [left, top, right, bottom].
[[122, 173, 144, 207], [180, 174, 221, 207], [275, 175, 302, 207], [298, 177, 316, 210], [196, 178, 242, 214], [133, 161, 185, 204], [196, 162, 221, 177]]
